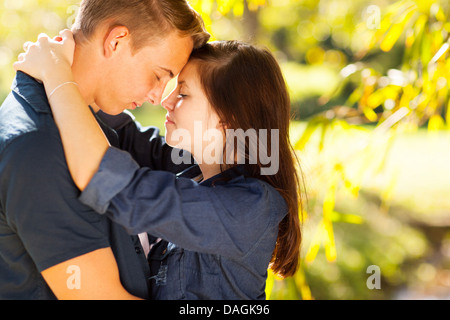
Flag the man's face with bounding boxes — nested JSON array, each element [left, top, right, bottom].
[[95, 32, 194, 115]]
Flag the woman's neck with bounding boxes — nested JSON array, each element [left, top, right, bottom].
[[197, 163, 222, 181]]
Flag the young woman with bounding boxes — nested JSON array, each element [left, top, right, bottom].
[[15, 30, 304, 300]]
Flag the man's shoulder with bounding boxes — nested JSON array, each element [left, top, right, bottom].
[[0, 72, 53, 154], [0, 92, 57, 153]]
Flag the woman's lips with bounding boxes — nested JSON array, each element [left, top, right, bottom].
[[165, 114, 175, 125]]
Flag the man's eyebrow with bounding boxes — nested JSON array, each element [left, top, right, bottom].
[[160, 67, 175, 78]]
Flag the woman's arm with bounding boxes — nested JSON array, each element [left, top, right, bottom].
[[46, 73, 110, 191], [97, 110, 195, 173], [14, 30, 110, 190], [78, 146, 284, 259]]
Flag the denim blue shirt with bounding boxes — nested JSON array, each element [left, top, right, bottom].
[[80, 147, 288, 299]]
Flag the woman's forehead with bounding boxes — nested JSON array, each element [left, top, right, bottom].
[[177, 60, 200, 86]]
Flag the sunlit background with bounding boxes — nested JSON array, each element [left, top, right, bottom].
[[1, 0, 449, 299]]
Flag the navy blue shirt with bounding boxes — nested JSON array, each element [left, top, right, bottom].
[[80, 147, 288, 299], [0, 72, 176, 299]]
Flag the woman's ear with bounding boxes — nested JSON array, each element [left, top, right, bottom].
[[217, 120, 228, 131], [103, 26, 130, 58]]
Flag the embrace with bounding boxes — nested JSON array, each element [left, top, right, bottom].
[[0, 0, 304, 300]]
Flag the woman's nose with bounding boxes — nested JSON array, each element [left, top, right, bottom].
[[161, 87, 180, 111], [161, 94, 174, 111]]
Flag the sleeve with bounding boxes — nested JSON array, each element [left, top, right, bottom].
[[96, 110, 195, 173], [2, 132, 110, 272], [79, 146, 280, 259]]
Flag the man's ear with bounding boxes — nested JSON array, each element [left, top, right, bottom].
[[103, 26, 131, 58]]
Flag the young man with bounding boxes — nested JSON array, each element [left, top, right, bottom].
[[0, 0, 209, 299]]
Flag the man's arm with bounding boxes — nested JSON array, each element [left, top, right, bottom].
[[41, 248, 141, 300]]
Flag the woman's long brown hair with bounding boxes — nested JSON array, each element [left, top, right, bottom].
[[190, 41, 304, 278]]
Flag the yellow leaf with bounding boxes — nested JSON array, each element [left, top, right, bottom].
[[380, 4, 417, 52], [217, 0, 233, 15], [323, 220, 337, 262], [428, 114, 445, 131], [265, 270, 275, 300], [363, 106, 378, 122], [294, 120, 319, 151], [294, 268, 313, 300], [433, 4, 446, 22], [367, 91, 385, 109], [380, 23, 404, 52], [446, 100, 450, 129], [323, 176, 337, 220], [330, 211, 364, 224], [405, 29, 414, 48], [233, 1, 244, 16], [305, 221, 325, 264], [430, 42, 449, 65]]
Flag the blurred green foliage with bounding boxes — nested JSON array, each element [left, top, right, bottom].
[[1, 0, 449, 300]]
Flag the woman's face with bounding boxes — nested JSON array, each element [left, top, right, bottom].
[[161, 60, 223, 163]]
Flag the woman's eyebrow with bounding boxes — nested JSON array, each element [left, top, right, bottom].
[[178, 80, 189, 88]]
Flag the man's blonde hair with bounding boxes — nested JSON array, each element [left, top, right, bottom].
[[73, 0, 210, 51]]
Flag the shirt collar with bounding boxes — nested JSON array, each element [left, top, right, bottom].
[[200, 165, 247, 187], [11, 71, 51, 114]]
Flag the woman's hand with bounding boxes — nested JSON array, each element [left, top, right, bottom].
[[14, 29, 75, 84]]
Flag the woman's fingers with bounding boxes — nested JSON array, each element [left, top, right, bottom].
[[23, 41, 33, 52], [21, 32, 57, 54], [13, 54, 26, 71], [13, 60, 21, 71], [59, 29, 73, 41], [15, 30, 75, 78], [37, 33, 50, 41]]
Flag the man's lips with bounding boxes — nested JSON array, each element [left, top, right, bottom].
[[129, 102, 141, 110]]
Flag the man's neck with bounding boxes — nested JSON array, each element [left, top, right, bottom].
[[71, 43, 99, 110]]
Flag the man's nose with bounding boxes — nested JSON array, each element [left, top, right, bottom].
[[146, 85, 165, 106]]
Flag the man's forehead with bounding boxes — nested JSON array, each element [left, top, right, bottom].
[[147, 38, 193, 75]]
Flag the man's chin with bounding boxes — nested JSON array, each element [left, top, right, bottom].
[[96, 104, 127, 116]]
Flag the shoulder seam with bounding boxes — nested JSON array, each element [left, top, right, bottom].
[[0, 129, 40, 156]]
